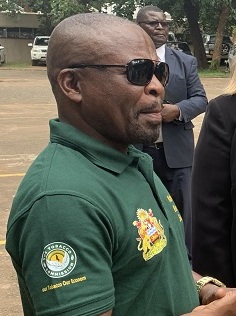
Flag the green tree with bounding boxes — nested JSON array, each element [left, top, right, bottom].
[[199, 0, 236, 70], [0, 0, 26, 13], [0, 0, 108, 34], [109, 0, 137, 20], [210, 4, 231, 69], [183, 0, 208, 69], [50, 0, 108, 25], [111, 0, 209, 68], [2, 0, 236, 69], [26, 0, 53, 35]]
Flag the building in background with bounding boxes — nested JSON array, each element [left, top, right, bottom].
[[0, 4, 172, 64], [0, 10, 40, 63]]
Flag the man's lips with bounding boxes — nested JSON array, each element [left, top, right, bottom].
[[139, 108, 162, 123], [153, 33, 165, 38]]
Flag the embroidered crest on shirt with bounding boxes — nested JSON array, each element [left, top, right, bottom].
[[133, 209, 167, 261], [41, 242, 77, 278]]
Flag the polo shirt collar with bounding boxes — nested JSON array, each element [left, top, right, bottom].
[[49, 119, 150, 174]]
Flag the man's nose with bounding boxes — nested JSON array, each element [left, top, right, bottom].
[[144, 74, 165, 98]]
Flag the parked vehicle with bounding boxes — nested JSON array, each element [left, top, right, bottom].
[[28, 36, 50, 66], [168, 31, 177, 42], [0, 44, 6, 65], [228, 43, 236, 70], [203, 34, 232, 61], [166, 41, 192, 55], [167, 31, 192, 55]]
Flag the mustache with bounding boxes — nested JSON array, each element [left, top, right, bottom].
[[141, 101, 163, 112], [135, 101, 163, 118]]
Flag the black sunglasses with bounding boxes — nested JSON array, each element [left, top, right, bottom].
[[139, 21, 170, 28], [69, 59, 169, 87]]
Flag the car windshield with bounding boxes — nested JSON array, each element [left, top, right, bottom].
[[209, 36, 216, 42], [35, 38, 49, 46], [203, 34, 231, 43]]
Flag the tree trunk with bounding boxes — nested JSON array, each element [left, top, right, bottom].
[[184, 0, 208, 69], [210, 5, 231, 70]]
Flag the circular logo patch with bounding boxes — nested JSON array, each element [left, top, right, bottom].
[[41, 242, 77, 278]]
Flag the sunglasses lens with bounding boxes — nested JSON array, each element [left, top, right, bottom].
[[154, 62, 169, 87], [127, 59, 154, 86]]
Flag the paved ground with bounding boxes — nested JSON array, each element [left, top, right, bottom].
[[0, 66, 230, 315]]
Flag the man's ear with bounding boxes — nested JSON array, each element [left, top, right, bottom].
[[57, 69, 82, 103]]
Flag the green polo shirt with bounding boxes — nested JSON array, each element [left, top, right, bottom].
[[6, 119, 199, 316]]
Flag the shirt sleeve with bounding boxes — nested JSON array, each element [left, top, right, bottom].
[[9, 194, 115, 315]]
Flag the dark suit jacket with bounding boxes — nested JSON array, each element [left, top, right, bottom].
[[161, 47, 207, 168], [192, 94, 236, 286]]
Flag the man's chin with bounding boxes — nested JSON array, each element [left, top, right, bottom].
[[132, 132, 160, 144], [153, 39, 166, 48]]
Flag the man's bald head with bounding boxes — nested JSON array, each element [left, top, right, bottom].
[[47, 13, 149, 87], [136, 5, 163, 24], [45, 12, 163, 149]]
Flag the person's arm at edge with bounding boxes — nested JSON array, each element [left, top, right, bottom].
[[181, 291, 236, 315], [175, 56, 208, 122], [101, 272, 235, 316], [102, 292, 236, 316], [192, 271, 227, 305], [161, 57, 207, 123]]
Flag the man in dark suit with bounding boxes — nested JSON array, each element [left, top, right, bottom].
[[136, 6, 208, 253], [192, 91, 236, 287]]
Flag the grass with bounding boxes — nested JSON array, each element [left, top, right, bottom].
[[0, 63, 231, 77], [1, 62, 32, 68], [198, 68, 230, 78], [0, 62, 47, 70]]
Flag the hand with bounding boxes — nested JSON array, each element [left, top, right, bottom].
[[182, 290, 236, 315], [161, 103, 180, 122], [200, 283, 228, 305]]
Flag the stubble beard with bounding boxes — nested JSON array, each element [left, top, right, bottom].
[[128, 120, 161, 144]]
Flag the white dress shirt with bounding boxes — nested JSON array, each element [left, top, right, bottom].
[[155, 45, 166, 143]]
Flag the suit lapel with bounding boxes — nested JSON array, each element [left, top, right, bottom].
[[165, 46, 175, 86]]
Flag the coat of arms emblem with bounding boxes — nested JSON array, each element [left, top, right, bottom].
[[133, 208, 167, 261]]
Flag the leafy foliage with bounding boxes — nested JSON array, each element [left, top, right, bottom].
[[2, 0, 236, 35], [111, 0, 137, 20], [0, 0, 26, 14], [200, 0, 236, 34], [50, 0, 108, 24], [1, 0, 236, 69]]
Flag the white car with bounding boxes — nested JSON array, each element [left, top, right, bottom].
[[28, 36, 50, 66], [0, 44, 5, 65]]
